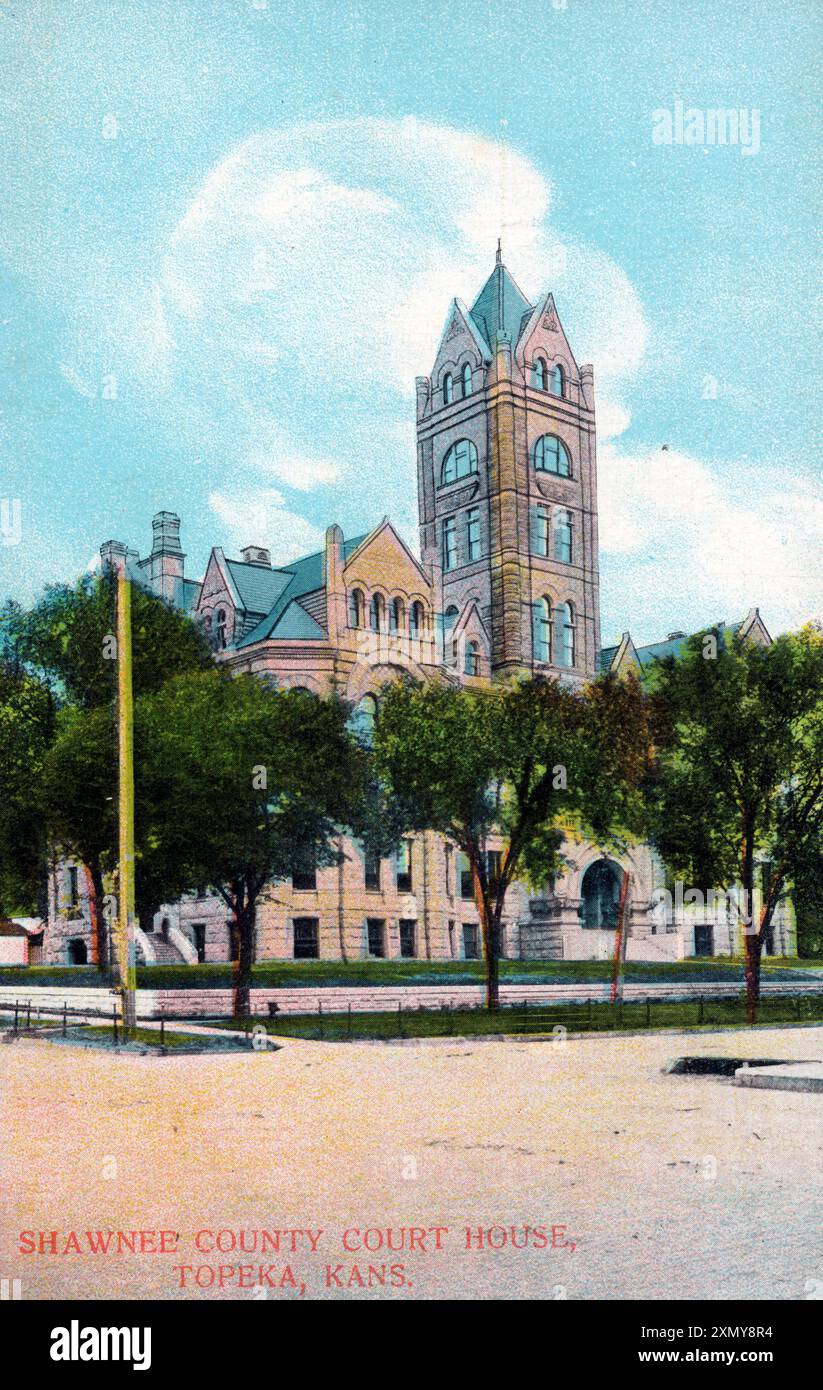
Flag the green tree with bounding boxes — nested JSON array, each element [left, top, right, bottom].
[[372, 673, 653, 1010], [1, 572, 213, 711], [0, 661, 55, 916], [647, 623, 823, 1020], [139, 670, 369, 1015]]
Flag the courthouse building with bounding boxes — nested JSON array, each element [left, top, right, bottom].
[[44, 252, 794, 966]]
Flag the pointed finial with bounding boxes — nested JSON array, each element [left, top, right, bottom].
[[496, 238, 502, 266]]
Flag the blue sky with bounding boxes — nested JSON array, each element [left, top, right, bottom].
[[0, 0, 819, 645]]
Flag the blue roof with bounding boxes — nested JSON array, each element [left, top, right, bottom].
[[469, 262, 533, 352], [234, 532, 369, 649], [225, 560, 292, 616]]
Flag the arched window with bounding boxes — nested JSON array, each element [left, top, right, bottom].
[[580, 860, 622, 929], [533, 434, 571, 477], [443, 372, 454, 405], [215, 608, 227, 650], [464, 640, 480, 676], [550, 364, 565, 398], [348, 589, 365, 628], [443, 605, 459, 663], [532, 357, 548, 390], [441, 438, 479, 485], [555, 601, 575, 667], [553, 508, 573, 564], [349, 694, 378, 745], [409, 601, 424, 638], [390, 596, 405, 634], [370, 593, 385, 633], [533, 597, 551, 663], [461, 362, 472, 397]]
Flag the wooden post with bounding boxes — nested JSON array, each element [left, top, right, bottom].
[[318, 998, 323, 1040], [347, 1002, 352, 1040], [112, 1001, 118, 1047], [62, 1001, 67, 1036], [115, 564, 137, 1034]]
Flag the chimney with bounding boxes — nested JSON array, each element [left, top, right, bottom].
[[100, 539, 128, 574], [151, 511, 183, 556], [240, 545, 271, 568]]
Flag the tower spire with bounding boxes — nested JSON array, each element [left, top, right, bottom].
[[496, 237, 502, 266]]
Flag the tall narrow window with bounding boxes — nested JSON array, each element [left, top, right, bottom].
[[399, 920, 416, 958], [367, 919, 386, 957], [555, 601, 575, 668], [443, 605, 459, 663], [533, 597, 552, 663], [533, 434, 571, 477], [410, 601, 424, 638], [466, 507, 481, 562], [443, 372, 453, 405], [441, 438, 478, 485], [349, 694, 377, 745], [461, 362, 472, 397], [67, 866, 79, 908], [532, 357, 547, 390], [396, 840, 413, 893], [464, 640, 480, 677], [550, 364, 565, 398], [370, 592, 385, 632], [293, 918, 319, 959], [389, 596, 405, 634], [348, 588, 364, 627], [365, 850, 382, 892], [532, 505, 549, 557], [553, 508, 573, 563], [215, 608, 227, 649], [442, 517, 457, 571], [459, 854, 474, 900]]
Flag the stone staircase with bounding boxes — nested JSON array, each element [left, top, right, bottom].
[[136, 934, 187, 965]]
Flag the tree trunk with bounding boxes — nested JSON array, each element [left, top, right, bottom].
[[740, 822, 759, 1024], [85, 859, 108, 969], [743, 928, 762, 1026], [232, 895, 256, 1019], [610, 871, 631, 1004], [472, 856, 499, 1011]]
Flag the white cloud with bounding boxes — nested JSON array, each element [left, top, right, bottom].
[[598, 444, 823, 640], [208, 488, 326, 564]]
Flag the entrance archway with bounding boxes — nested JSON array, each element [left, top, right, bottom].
[[579, 860, 622, 930], [67, 938, 88, 965]]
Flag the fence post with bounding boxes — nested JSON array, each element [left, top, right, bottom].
[[62, 1001, 67, 1037], [698, 995, 704, 1025], [112, 1001, 118, 1047], [160, 1012, 165, 1047], [645, 996, 651, 1028], [318, 998, 323, 1041], [13, 1000, 19, 1033], [398, 999, 403, 1038], [347, 1002, 352, 1040]]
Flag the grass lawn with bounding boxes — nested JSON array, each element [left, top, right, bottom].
[[210, 991, 823, 1042], [34, 1024, 254, 1052], [2, 957, 820, 991]]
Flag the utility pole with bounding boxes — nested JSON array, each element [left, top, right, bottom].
[[115, 561, 137, 1032]]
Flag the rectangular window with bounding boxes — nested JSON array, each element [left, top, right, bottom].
[[365, 850, 382, 892], [459, 853, 474, 900], [532, 505, 549, 557], [553, 509, 573, 564], [486, 849, 502, 894], [367, 918, 386, 958], [463, 924, 480, 959], [293, 918, 319, 959], [67, 866, 79, 908], [399, 919, 416, 958], [396, 840, 413, 894], [292, 866, 317, 892], [191, 923, 206, 964], [466, 508, 481, 562], [442, 516, 457, 571]]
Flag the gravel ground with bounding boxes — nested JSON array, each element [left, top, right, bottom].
[[1, 1025, 821, 1301]]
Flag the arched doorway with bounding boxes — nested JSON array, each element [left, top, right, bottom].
[[67, 938, 88, 965], [579, 860, 623, 930]]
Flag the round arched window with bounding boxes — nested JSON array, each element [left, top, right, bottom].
[[443, 372, 454, 405], [533, 434, 571, 477], [550, 364, 565, 397], [532, 357, 547, 390], [441, 438, 479, 485], [461, 362, 472, 397]]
